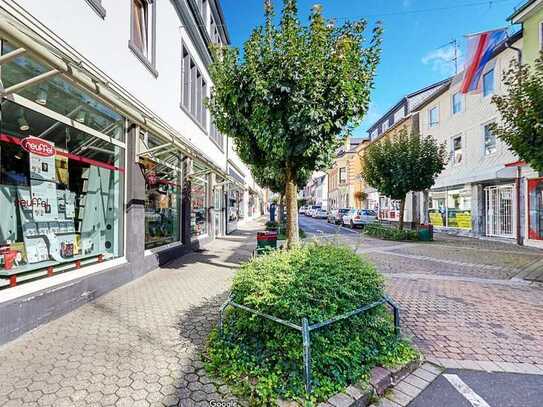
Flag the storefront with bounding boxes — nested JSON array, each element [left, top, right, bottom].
[[429, 186, 472, 230], [527, 178, 543, 242], [191, 161, 209, 238], [484, 184, 515, 238], [138, 132, 182, 250], [378, 196, 401, 222], [0, 41, 125, 285]]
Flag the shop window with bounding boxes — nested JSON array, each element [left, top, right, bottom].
[[0, 100, 124, 279], [139, 136, 181, 249], [130, 0, 157, 76], [1, 42, 124, 141], [528, 179, 543, 241], [191, 176, 208, 237], [483, 124, 496, 155], [428, 188, 471, 230], [228, 188, 241, 226]]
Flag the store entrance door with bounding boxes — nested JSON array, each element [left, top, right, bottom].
[[485, 185, 514, 238], [213, 188, 224, 237]]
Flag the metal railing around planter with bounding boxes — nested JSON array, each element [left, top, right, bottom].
[[218, 295, 401, 394]]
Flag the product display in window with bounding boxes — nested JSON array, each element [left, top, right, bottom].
[[191, 179, 208, 237], [140, 154, 181, 250], [0, 100, 124, 275]]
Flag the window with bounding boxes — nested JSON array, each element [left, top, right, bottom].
[[429, 107, 439, 128], [484, 124, 497, 155], [130, 0, 157, 76], [0, 100, 125, 280], [210, 120, 224, 151], [85, 0, 106, 18], [197, 0, 208, 25], [428, 188, 472, 230], [210, 16, 221, 44], [452, 92, 462, 114], [180, 44, 208, 131], [139, 134, 181, 250], [191, 175, 208, 237], [452, 135, 463, 164], [540, 21, 543, 51], [483, 69, 494, 97], [339, 168, 347, 184]]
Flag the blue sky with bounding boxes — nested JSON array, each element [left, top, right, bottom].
[[220, 0, 524, 137]]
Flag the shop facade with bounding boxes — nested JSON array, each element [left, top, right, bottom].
[[0, 0, 262, 345]]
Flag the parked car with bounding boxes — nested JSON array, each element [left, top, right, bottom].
[[329, 208, 351, 224], [313, 208, 328, 219], [307, 205, 321, 217], [299, 205, 308, 215], [342, 209, 378, 228]]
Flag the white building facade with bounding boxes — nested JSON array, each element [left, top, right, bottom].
[[0, 0, 261, 344], [417, 32, 532, 243]]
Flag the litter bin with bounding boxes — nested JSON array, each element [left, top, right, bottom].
[[418, 224, 434, 241], [256, 231, 278, 254]]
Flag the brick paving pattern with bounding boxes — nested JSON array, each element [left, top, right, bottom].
[[0, 221, 260, 407]]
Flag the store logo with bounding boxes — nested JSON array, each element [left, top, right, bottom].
[[21, 136, 55, 157]]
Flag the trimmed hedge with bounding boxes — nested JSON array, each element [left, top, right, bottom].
[[206, 244, 417, 404], [364, 224, 419, 241]]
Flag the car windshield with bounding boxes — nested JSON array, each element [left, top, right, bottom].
[[364, 210, 377, 216], [339, 209, 349, 213]]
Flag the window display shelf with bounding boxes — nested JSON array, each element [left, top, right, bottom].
[[0, 253, 106, 287]]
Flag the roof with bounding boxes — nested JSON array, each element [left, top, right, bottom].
[[508, 0, 541, 21], [366, 78, 451, 133]]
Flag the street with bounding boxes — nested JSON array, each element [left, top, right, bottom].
[[300, 215, 543, 407]]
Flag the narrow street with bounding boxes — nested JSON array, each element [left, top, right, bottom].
[[300, 215, 543, 407]]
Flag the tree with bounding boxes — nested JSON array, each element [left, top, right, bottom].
[[491, 55, 543, 172], [208, 0, 382, 247], [361, 131, 447, 230]]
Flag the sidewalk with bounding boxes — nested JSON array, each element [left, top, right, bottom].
[[0, 219, 263, 407]]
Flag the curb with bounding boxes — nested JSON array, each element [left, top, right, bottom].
[[315, 357, 424, 407]]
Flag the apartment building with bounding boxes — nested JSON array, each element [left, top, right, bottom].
[[301, 171, 328, 209], [327, 137, 366, 210], [416, 31, 528, 242], [366, 79, 450, 225], [0, 0, 261, 344]]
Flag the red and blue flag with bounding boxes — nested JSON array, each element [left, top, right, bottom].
[[461, 29, 508, 94]]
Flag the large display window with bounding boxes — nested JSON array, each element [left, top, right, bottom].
[[429, 187, 472, 230], [191, 175, 208, 237], [0, 100, 124, 278], [528, 179, 543, 241]]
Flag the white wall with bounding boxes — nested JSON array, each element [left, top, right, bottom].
[[10, 0, 228, 170], [419, 40, 521, 189]]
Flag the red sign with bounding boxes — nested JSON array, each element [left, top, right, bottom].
[[21, 136, 55, 157]]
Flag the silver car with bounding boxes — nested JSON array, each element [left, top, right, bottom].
[[313, 208, 328, 219], [342, 209, 377, 228]]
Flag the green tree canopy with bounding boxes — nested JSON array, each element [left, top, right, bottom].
[[361, 130, 447, 229], [208, 0, 382, 246], [491, 55, 543, 172]]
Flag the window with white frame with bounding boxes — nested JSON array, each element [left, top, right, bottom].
[[130, 0, 157, 75], [452, 92, 462, 114], [429, 106, 439, 128], [452, 135, 463, 164], [210, 15, 222, 44], [339, 167, 347, 184], [85, 0, 106, 18], [197, 0, 208, 25], [181, 43, 208, 131], [483, 69, 494, 97], [210, 120, 224, 150], [483, 123, 497, 155]]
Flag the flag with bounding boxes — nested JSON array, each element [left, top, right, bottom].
[[461, 29, 508, 94]]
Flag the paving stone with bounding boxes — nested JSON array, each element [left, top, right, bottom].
[[386, 389, 413, 407], [370, 367, 393, 396], [402, 374, 430, 390], [327, 392, 355, 407]]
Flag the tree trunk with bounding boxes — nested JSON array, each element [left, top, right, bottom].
[[285, 166, 300, 249], [422, 190, 429, 225], [398, 198, 406, 230], [278, 194, 284, 224]]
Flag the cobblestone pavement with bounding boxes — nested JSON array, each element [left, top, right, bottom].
[[0, 220, 262, 407]]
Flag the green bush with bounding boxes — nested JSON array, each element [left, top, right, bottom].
[[206, 244, 417, 404], [364, 224, 419, 241], [265, 221, 279, 230], [277, 227, 306, 240]]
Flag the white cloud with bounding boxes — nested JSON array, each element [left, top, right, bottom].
[[422, 45, 464, 76]]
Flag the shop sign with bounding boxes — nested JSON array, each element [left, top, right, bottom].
[[21, 136, 55, 157]]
